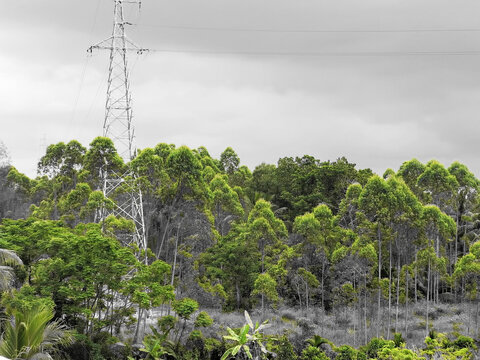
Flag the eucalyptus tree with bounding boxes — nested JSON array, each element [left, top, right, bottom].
[[397, 158, 426, 198], [292, 204, 339, 309], [199, 222, 259, 309], [12, 140, 86, 221], [337, 183, 363, 230], [454, 241, 480, 334], [358, 175, 422, 338], [247, 199, 288, 274], [209, 174, 244, 236], [219, 147, 240, 175], [252, 272, 279, 316], [83, 137, 125, 190], [125, 259, 175, 343], [417, 205, 455, 335], [417, 160, 458, 211], [330, 230, 376, 344], [448, 161, 479, 264]]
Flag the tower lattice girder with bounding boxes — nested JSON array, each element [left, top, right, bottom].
[[89, 0, 147, 254]]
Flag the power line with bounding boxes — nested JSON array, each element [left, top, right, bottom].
[[139, 24, 480, 34], [145, 48, 480, 57]]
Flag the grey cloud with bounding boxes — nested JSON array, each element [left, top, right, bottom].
[[2, 0, 480, 178]]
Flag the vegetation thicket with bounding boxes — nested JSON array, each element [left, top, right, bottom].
[[0, 138, 480, 359]]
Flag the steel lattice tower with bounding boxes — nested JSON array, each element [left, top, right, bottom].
[[88, 0, 147, 254]]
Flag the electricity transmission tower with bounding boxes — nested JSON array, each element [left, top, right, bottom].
[[88, 0, 147, 254]]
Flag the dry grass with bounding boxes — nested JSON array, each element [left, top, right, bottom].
[[195, 301, 480, 350]]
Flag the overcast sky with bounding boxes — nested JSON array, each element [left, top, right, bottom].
[[2, 0, 480, 178]]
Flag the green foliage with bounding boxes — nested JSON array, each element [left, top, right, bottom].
[[393, 333, 406, 348], [9, 140, 480, 360], [378, 345, 425, 360], [158, 315, 177, 333], [333, 282, 356, 308], [422, 332, 476, 360], [306, 335, 331, 348], [127, 260, 175, 310], [1, 285, 54, 314], [361, 337, 391, 359], [273, 335, 297, 360], [0, 303, 73, 359], [301, 345, 329, 360], [220, 147, 240, 174], [252, 272, 279, 306], [221, 311, 271, 360], [142, 324, 177, 360], [194, 311, 213, 328], [336, 345, 357, 360], [452, 335, 475, 350], [173, 298, 199, 320]]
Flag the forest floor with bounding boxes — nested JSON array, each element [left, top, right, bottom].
[[191, 301, 480, 350]]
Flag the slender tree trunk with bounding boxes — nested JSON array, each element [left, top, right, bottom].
[[134, 307, 143, 344], [426, 258, 431, 336], [235, 280, 241, 310], [395, 259, 400, 334], [170, 224, 181, 287], [261, 293, 265, 317], [476, 294, 479, 336], [297, 282, 302, 309], [388, 239, 392, 339], [415, 249, 418, 304], [157, 217, 171, 259], [435, 235, 439, 304], [353, 275, 356, 347], [377, 225, 382, 338], [455, 213, 459, 301], [321, 261, 325, 309], [305, 282, 309, 312], [405, 267, 409, 338], [364, 273, 368, 345]]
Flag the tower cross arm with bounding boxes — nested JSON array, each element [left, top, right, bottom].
[[87, 38, 149, 54]]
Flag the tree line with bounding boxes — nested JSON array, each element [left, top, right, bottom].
[[1, 137, 480, 355]]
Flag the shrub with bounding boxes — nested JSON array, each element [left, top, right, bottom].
[[361, 338, 391, 359], [357, 351, 367, 360], [453, 335, 475, 350], [274, 335, 297, 360], [378, 346, 424, 360], [301, 345, 329, 360], [336, 345, 357, 360], [393, 333, 406, 348], [195, 311, 214, 328], [306, 335, 331, 348]]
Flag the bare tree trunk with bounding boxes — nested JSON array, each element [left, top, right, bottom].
[[134, 307, 143, 344], [156, 217, 171, 259], [364, 273, 368, 345], [415, 249, 418, 304], [321, 261, 325, 309], [235, 280, 241, 310], [388, 240, 392, 339], [170, 224, 181, 287], [395, 259, 400, 334], [261, 293, 265, 317], [455, 213, 459, 301], [377, 225, 382, 338], [405, 267, 409, 338], [353, 275, 356, 347], [297, 282, 302, 309], [305, 282, 309, 313], [476, 294, 479, 336], [426, 258, 431, 336]]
